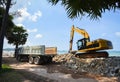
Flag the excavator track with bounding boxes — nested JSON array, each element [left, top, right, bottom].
[[75, 51, 109, 58]]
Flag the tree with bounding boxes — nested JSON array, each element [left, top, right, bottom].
[[6, 26, 28, 57], [0, 0, 11, 70], [0, 7, 14, 36], [48, 0, 120, 19]]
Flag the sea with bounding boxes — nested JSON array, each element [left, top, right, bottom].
[[57, 50, 120, 57], [3, 48, 120, 57]]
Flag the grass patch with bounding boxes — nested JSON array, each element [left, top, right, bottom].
[[0, 64, 13, 73], [0, 64, 25, 82]]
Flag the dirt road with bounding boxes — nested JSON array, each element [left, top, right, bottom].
[[2, 57, 119, 82]]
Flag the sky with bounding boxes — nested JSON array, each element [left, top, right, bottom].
[[3, 0, 120, 51]]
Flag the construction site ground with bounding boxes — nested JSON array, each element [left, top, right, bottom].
[[2, 57, 120, 82]]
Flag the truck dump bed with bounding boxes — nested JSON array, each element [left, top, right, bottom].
[[45, 47, 57, 56]]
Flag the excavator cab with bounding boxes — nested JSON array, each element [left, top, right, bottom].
[[77, 38, 86, 50], [77, 38, 90, 50]]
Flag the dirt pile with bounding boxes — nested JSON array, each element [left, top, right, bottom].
[[53, 54, 120, 77]]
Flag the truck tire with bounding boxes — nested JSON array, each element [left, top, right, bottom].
[[34, 56, 40, 65], [29, 56, 34, 64]]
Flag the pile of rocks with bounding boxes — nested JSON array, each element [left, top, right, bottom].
[[53, 53, 73, 63], [53, 54, 120, 77]]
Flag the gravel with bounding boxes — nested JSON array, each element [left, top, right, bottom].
[[2, 57, 120, 82]]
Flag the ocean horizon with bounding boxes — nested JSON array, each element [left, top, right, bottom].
[[3, 48, 120, 57]]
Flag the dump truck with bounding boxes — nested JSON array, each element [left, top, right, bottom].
[[16, 45, 57, 65]]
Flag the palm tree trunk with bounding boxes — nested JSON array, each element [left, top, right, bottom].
[[0, 0, 2, 5], [0, 0, 11, 70]]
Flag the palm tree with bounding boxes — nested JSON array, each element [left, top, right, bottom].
[[0, 0, 11, 70], [6, 26, 28, 57], [48, 0, 120, 19], [0, 7, 15, 36]]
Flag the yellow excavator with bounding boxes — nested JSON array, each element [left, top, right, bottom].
[[69, 25, 113, 58]]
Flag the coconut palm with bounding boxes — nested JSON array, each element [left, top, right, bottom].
[[48, 0, 120, 19], [0, 7, 14, 36], [0, 0, 11, 70]]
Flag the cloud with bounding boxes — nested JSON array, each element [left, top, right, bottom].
[[14, 7, 42, 24], [29, 11, 42, 22], [14, 7, 30, 23], [35, 34, 42, 38], [101, 33, 107, 37], [115, 32, 120, 37], [27, 28, 38, 33], [16, 24, 25, 27]]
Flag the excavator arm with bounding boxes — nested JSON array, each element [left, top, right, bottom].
[[69, 25, 90, 52]]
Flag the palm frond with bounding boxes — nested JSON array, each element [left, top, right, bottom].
[[48, 0, 120, 20]]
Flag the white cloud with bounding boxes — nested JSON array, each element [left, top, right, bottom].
[[115, 32, 120, 37], [29, 11, 42, 22], [101, 33, 107, 37], [14, 7, 30, 23], [35, 34, 42, 38], [16, 24, 25, 27], [14, 7, 42, 24], [27, 28, 38, 33]]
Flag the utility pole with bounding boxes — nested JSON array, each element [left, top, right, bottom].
[[0, 0, 11, 70]]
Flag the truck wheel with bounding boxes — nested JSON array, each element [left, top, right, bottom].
[[29, 56, 34, 64], [34, 57, 40, 65]]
